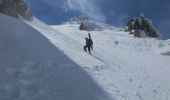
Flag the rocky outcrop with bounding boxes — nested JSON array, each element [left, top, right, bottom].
[[126, 13, 159, 38], [69, 16, 103, 31], [0, 0, 32, 20]]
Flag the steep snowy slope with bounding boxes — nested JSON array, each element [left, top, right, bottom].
[[28, 17, 170, 100], [2, 12, 170, 100], [0, 14, 112, 100], [49, 23, 170, 100]]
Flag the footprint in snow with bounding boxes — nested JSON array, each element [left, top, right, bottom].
[[136, 92, 143, 100], [128, 78, 133, 82], [84, 66, 91, 70], [153, 89, 157, 93], [93, 65, 106, 71]]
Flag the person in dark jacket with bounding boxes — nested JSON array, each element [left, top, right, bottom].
[[84, 33, 93, 54], [84, 37, 91, 54]]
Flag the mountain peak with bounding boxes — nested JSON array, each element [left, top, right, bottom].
[[65, 15, 117, 31]]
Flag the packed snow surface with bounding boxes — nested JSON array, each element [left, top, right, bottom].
[[1, 13, 170, 100]]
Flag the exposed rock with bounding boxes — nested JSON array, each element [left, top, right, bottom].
[[126, 13, 159, 38], [134, 30, 141, 38], [0, 0, 32, 20]]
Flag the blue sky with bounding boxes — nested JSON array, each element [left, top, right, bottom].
[[28, 0, 170, 38]]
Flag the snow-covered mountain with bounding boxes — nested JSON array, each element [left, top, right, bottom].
[[1, 13, 170, 100], [67, 16, 117, 31]]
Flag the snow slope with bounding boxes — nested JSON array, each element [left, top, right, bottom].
[[50, 23, 170, 100], [1, 13, 170, 100], [0, 14, 112, 100]]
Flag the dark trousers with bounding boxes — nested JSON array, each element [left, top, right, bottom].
[[84, 45, 91, 54]]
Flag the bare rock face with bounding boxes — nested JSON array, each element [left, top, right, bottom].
[[126, 13, 159, 38], [0, 0, 32, 20]]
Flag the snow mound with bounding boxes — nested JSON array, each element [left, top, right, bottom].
[[0, 14, 112, 100]]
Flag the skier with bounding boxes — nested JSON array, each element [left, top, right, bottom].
[[84, 37, 91, 54], [84, 33, 93, 54]]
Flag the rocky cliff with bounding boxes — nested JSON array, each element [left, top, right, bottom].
[[0, 0, 32, 20]]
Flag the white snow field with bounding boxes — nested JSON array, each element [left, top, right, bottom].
[[1, 13, 170, 100], [0, 14, 112, 100], [29, 18, 170, 100]]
